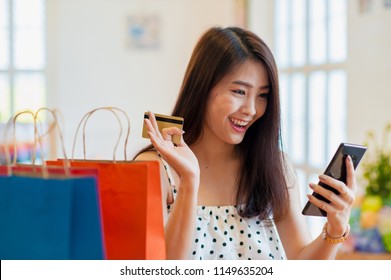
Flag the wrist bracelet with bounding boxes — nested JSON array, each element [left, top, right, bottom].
[[321, 222, 350, 244]]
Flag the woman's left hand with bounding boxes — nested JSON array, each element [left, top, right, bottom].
[[144, 111, 200, 183], [307, 156, 356, 237]]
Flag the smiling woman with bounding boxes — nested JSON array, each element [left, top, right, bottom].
[[135, 26, 359, 260], [204, 60, 269, 145]]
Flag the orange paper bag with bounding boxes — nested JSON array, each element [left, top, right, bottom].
[[48, 160, 165, 260], [47, 107, 166, 259]]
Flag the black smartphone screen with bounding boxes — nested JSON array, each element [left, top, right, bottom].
[[302, 143, 367, 217]]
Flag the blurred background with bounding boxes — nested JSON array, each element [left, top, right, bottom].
[[0, 0, 390, 258]]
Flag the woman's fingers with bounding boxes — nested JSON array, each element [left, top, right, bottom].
[[306, 156, 358, 237], [308, 159, 357, 213], [147, 111, 164, 141], [317, 175, 350, 198], [345, 155, 357, 193], [309, 183, 353, 209], [145, 112, 185, 146], [144, 118, 160, 142], [313, 156, 356, 200], [161, 127, 185, 145], [146, 112, 185, 144]]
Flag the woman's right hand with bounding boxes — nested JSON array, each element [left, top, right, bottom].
[[144, 112, 200, 188]]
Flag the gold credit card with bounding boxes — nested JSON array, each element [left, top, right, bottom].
[[142, 112, 184, 145]]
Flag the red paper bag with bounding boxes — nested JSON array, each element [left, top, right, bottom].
[[49, 107, 166, 259], [48, 159, 165, 260]]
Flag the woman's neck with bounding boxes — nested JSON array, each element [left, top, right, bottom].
[[190, 137, 239, 167]]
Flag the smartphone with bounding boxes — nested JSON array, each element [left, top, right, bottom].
[[142, 112, 184, 145], [302, 142, 367, 217]]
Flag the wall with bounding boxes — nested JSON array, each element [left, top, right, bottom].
[[46, 0, 240, 159], [348, 0, 391, 146]]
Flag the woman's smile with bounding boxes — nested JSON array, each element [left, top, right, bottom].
[[229, 116, 250, 133]]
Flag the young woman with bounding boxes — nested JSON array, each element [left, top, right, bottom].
[[135, 26, 356, 260]]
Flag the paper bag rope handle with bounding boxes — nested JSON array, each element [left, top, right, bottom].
[[2, 108, 72, 177], [2, 110, 36, 176], [35, 107, 71, 177], [71, 107, 131, 162], [3, 109, 60, 176]]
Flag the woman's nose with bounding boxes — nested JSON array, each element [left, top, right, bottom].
[[241, 98, 256, 117]]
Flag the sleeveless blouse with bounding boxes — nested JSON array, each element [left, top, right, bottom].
[[160, 156, 287, 260]]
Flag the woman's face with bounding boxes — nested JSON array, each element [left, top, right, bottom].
[[204, 60, 270, 145]]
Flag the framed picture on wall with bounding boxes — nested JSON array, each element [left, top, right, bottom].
[[126, 15, 160, 50]]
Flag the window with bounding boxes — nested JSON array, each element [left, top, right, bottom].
[[0, 0, 46, 123], [0, 0, 46, 163], [275, 0, 348, 236]]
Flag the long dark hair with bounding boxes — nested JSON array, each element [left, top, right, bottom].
[[136, 26, 289, 222]]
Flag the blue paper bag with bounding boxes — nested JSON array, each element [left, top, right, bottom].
[[0, 174, 104, 260]]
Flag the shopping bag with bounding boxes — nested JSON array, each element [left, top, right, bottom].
[[0, 108, 105, 260], [47, 107, 166, 260], [50, 160, 165, 260], [0, 172, 104, 260]]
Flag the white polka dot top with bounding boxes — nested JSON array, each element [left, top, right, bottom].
[[160, 155, 287, 260]]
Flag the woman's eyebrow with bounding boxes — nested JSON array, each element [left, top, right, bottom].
[[232, 80, 270, 90]]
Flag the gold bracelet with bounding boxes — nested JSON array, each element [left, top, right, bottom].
[[321, 222, 350, 244]]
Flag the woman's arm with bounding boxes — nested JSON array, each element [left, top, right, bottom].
[[138, 112, 200, 259], [277, 156, 356, 259]]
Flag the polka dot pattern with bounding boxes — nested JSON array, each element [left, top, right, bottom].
[[167, 205, 286, 260], [159, 155, 286, 260]]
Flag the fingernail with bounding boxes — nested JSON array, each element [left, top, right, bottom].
[[180, 129, 185, 134], [319, 174, 327, 180], [309, 183, 315, 190]]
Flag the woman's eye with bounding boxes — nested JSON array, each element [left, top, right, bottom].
[[232, 89, 245, 95], [259, 93, 268, 99]]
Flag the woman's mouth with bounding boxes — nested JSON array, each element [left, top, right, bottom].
[[229, 117, 249, 132]]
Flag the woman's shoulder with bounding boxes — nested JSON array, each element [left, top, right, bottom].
[[134, 150, 159, 161]]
